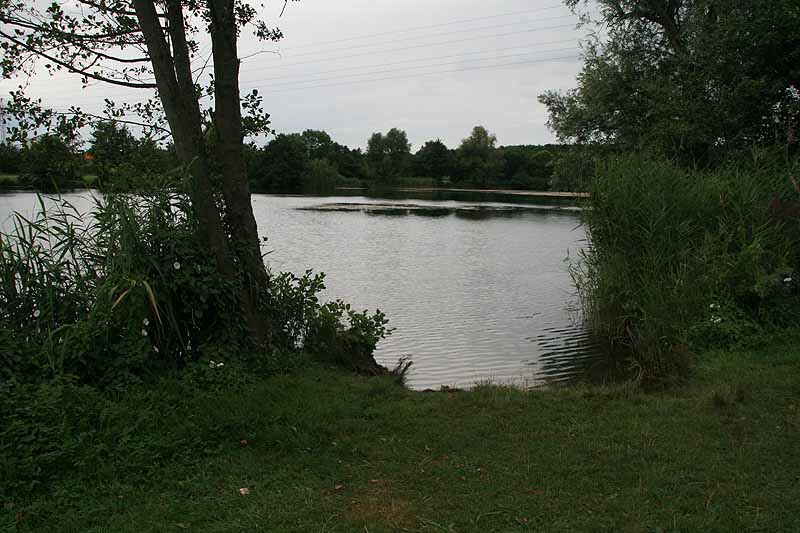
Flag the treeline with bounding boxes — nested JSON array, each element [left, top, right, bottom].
[[0, 123, 584, 193], [247, 126, 569, 193], [0, 123, 174, 191]]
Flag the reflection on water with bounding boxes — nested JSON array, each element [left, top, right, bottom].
[[1, 190, 600, 390]]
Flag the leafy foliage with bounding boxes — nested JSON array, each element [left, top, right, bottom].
[[541, 0, 800, 164]]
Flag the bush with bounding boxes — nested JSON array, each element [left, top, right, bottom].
[[574, 157, 800, 382], [0, 188, 391, 387]]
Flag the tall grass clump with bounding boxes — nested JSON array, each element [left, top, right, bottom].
[[0, 191, 242, 385], [574, 156, 800, 383]]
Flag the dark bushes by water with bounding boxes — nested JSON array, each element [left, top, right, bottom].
[[575, 157, 800, 382], [0, 188, 390, 499]]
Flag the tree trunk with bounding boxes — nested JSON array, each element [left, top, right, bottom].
[[208, 0, 272, 341], [133, 0, 271, 343]]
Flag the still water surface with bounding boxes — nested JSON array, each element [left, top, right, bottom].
[[0, 190, 599, 390]]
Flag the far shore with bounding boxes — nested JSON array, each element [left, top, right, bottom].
[[336, 186, 589, 198]]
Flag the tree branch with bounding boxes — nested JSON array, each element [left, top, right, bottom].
[[0, 30, 158, 89]]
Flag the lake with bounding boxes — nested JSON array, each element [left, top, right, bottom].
[[0, 190, 600, 390]]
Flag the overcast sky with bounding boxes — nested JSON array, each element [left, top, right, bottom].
[[0, 0, 589, 150]]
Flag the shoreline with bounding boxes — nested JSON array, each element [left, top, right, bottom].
[[336, 186, 589, 198]]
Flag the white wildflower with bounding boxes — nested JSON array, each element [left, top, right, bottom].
[[784, 277, 793, 284], [173, 261, 181, 270], [141, 329, 148, 337], [142, 317, 150, 327], [709, 303, 719, 310], [33, 309, 41, 318], [153, 345, 159, 353], [711, 316, 723, 324]]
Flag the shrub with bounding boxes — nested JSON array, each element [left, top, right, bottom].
[[574, 157, 800, 382], [0, 189, 391, 387]]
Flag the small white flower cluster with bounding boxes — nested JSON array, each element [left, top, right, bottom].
[[33, 309, 41, 318], [173, 261, 181, 271], [784, 277, 793, 284], [209, 360, 225, 369], [709, 303, 723, 324], [141, 317, 149, 337]]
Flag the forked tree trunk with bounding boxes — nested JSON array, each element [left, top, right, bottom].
[[133, 0, 271, 342], [208, 0, 272, 338]]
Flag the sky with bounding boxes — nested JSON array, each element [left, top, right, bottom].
[[0, 0, 590, 150]]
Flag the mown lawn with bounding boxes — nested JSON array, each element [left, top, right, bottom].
[[5, 337, 800, 532]]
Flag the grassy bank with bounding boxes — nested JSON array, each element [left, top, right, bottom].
[[4, 334, 799, 532]]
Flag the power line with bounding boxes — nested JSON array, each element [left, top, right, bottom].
[[253, 46, 579, 89], [238, 38, 577, 83], [250, 54, 582, 94], [265, 4, 568, 52], [258, 13, 578, 62], [234, 22, 581, 76]]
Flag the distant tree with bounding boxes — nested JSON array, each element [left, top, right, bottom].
[[22, 134, 79, 191], [300, 129, 335, 161], [249, 134, 308, 192], [366, 132, 389, 179], [365, 128, 411, 180], [499, 146, 554, 190], [455, 126, 505, 187], [384, 128, 411, 176], [89, 122, 138, 180], [331, 143, 367, 180], [130, 137, 177, 178], [414, 139, 453, 180], [0, 143, 22, 175], [549, 147, 597, 192], [302, 158, 341, 192]]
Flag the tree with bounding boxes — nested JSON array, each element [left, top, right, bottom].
[[22, 134, 79, 191], [366, 128, 411, 180], [455, 126, 504, 187], [300, 129, 335, 161], [542, 0, 800, 164], [0, 143, 22, 175], [499, 146, 554, 190], [384, 128, 411, 177], [89, 122, 138, 180], [0, 0, 299, 341], [366, 132, 389, 179], [331, 143, 367, 180], [414, 139, 453, 180], [249, 134, 308, 193]]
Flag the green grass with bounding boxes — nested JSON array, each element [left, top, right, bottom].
[[0, 174, 19, 185], [5, 336, 800, 532]]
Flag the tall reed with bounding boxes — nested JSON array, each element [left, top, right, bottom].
[[574, 157, 800, 382]]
